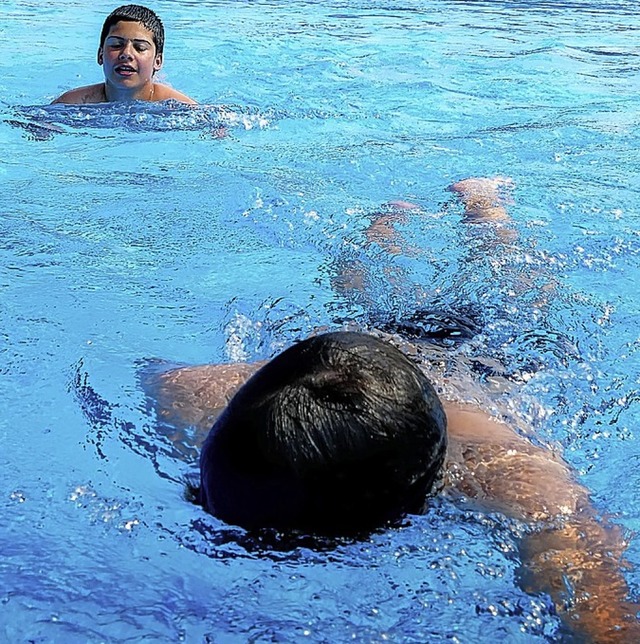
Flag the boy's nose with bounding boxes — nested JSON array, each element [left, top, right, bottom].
[[119, 43, 134, 59]]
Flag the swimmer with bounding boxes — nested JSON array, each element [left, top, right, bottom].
[[149, 330, 639, 642], [51, 5, 196, 105], [143, 178, 638, 640]]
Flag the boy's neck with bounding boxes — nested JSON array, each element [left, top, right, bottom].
[[104, 81, 156, 102]]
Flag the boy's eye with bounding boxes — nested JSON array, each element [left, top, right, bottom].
[[105, 39, 151, 53]]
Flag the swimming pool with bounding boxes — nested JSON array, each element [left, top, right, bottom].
[[1, 0, 639, 640]]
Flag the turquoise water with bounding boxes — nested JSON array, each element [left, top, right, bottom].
[[1, 0, 639, 641]]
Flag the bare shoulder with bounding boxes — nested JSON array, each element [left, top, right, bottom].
[[153, 83, 197, 104], [145, 361, 264, 434], [158, 362, 263, 400], [51, 84, 106, 104], [443, 401, 589, 522]]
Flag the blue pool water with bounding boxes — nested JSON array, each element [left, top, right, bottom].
[[1, 0, 639, 641]]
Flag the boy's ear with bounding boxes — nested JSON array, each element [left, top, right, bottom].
[[153, 52, 163, 73], [97, 47, 104, 66]]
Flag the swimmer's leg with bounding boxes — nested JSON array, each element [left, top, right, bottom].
[[448, 176, 514, 222], [363, 202, 416, 256], [364, 176, 514, 257], [367, 176, 516, 258], [332, 178, 517, 324], [450, 176, 560, 310]]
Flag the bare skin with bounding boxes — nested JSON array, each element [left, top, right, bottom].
[[334, 177, 518, 300], [353, 178, 554, 313], [52, 20, 196, 105], [52, 81, 196, 105], [146, 360, 639, 642], [448, 176, 514, 222], [143, 178, 638, 640], [364, 176, 515, 256]]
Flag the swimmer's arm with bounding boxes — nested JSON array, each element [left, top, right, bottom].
[[519, 508, 638, 642], [143, 361, 264, 445], [445, 403, 639, 641]]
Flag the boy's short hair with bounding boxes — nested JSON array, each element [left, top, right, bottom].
[[100, 5, 165, 55], [199, 331, 447, 535]]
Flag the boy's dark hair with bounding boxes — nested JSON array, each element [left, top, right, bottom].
[[100, 5, 165, 55], [199, 331, 447, 535]]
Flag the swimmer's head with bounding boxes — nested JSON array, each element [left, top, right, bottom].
[[100, 5, 165, 56], [199, 331, 447, 535]]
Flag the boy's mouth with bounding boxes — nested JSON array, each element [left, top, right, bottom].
[[115, 64, 137, 76]]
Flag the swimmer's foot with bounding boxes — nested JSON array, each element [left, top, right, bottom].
[[448, 176, 514, 222]]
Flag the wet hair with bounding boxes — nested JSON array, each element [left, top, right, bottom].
[[100, 5, 165, 55], [199, 331, 447, 535]]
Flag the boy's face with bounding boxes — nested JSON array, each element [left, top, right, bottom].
[[97, 21, 163, 92]]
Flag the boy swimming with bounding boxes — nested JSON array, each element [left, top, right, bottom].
[[150, 328, 639, 642], [141, 178, 639, 640], [52, 4, 196, 105]]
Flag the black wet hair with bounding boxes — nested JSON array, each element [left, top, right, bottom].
[[100, 5, 165, 55], [199, 331, 447, 535]]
